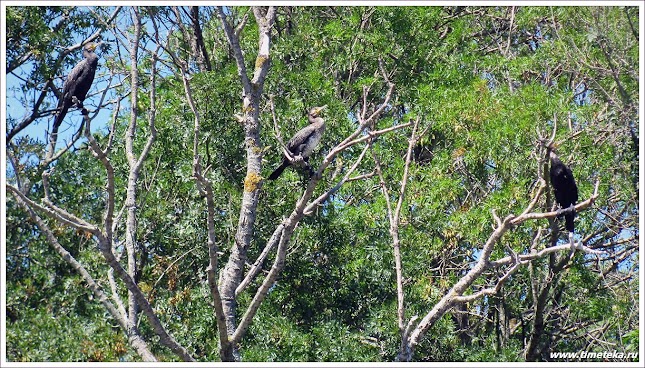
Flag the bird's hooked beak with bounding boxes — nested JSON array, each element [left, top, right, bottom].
[[314, 105, 327, 116], [547, 141, 559, 151], [84, 43, 98, 52]]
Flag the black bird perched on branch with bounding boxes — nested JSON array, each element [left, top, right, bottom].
[[268, 105, 327, 180], [53, 43, 99, 133], [549, 147, 578, 233]]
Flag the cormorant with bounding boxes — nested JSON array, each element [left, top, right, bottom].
[[268, 105, 327, 180], [53, 43, 99, 133], [549, 148, 578, 233]]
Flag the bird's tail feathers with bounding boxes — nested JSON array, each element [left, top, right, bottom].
[[268, 161, 289, 180], [565, 212, 575, 233], [53, 102, 70, 132]]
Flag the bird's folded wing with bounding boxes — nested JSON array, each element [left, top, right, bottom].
[[287, 124, 317, 150]]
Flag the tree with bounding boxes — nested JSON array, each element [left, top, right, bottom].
[[4, 5, 640, 362]]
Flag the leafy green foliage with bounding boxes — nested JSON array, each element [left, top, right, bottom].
[[5, 5, 639, 362]]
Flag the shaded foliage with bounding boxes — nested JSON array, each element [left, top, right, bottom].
[[5, 5, 639, 362]]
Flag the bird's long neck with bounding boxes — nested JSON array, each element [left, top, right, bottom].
[[83, 50, 97, 63], [549, 150, 561, 165], [308, 115, 324, 126]]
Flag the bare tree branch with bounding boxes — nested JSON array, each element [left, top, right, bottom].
[[397, 172, 601, 360], [9, 187, 156, 361], [6, 7, 122, 141], [371, 116, 421, 354]]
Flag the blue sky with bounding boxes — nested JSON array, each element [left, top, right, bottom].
[[4, 6, 130, 151]]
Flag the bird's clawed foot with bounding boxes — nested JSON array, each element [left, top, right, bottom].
[[556, 204, 576, 216], [307, 166, 315, 178], [291, 154, 305, 167], [72, 96, 84, 109]]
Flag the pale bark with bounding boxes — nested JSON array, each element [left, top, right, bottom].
[[372, 116, 422, 354], [231, 63, 406, 348], [8, 185, 157, 362], [124, 6, 141, 329], [216, 6, 276, 361], [396, 177, 601, 361], [172, 17, 232, 357]]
